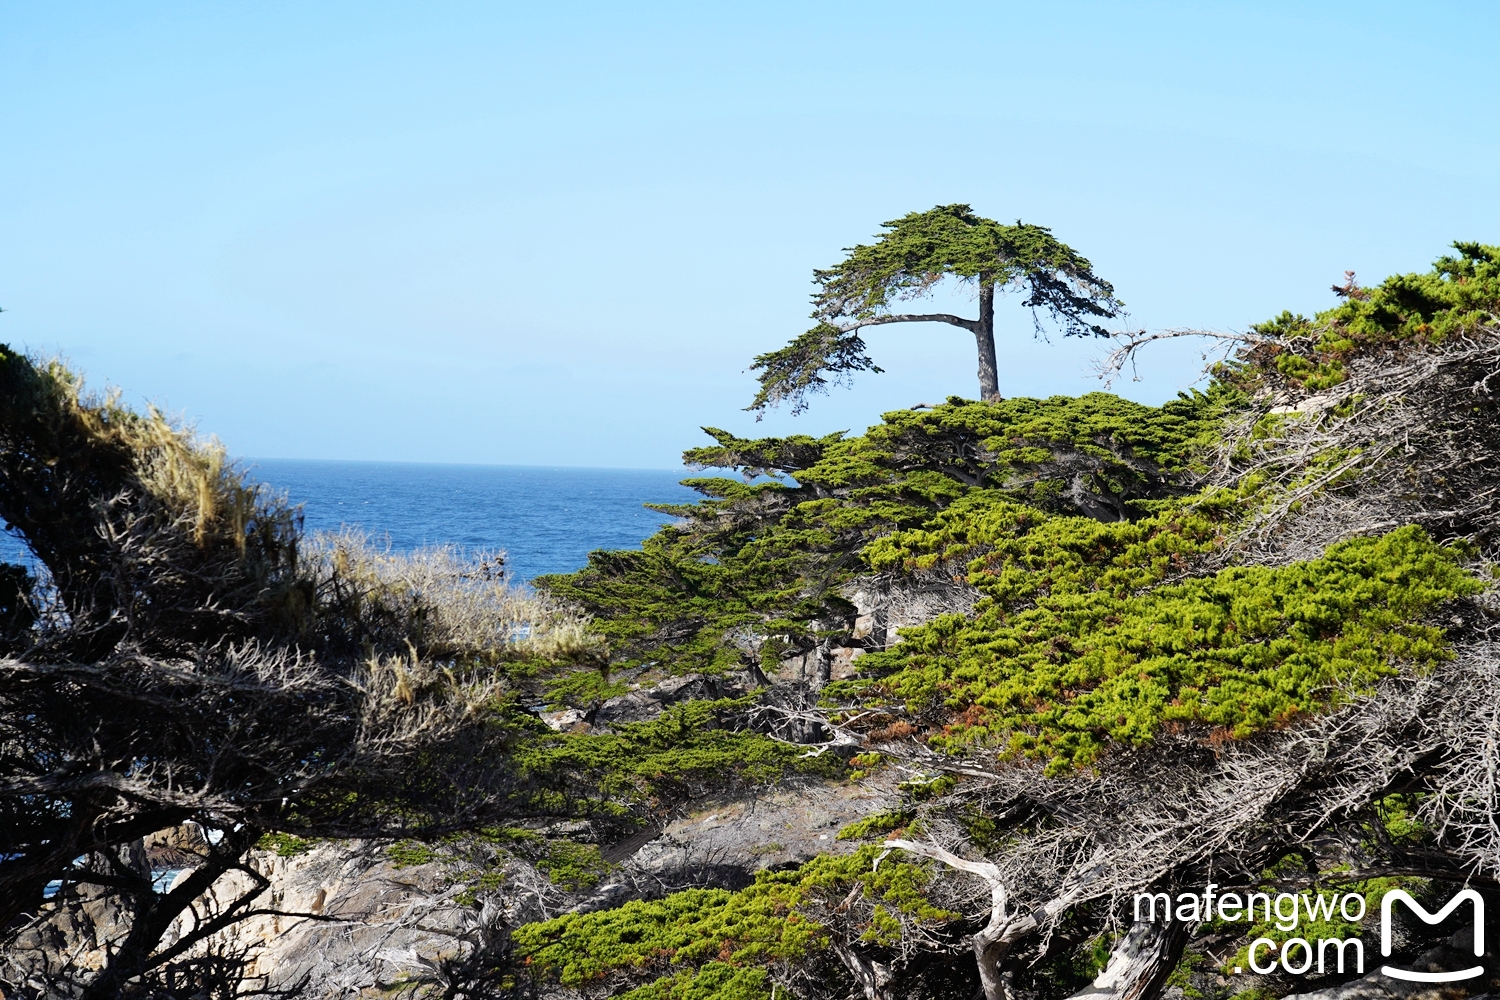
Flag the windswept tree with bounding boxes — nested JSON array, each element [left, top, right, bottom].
[[747, 204, 1123, 416]]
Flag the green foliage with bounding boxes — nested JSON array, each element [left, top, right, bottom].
[[800, 388, 1233, 515], [534, 839, 611, 891], [1226, 989, 1279, 1000], [540, 666, 629, 709], [745, 323, 883, 417], [514, 846, 953, 989], [1076, 934, 1116, 983], [516, 699, 840, 818], [1216, 886, 1386, 966], [860, 905, 903, 945], [862, 484, 1237, 589], [384, 827, 609, 904], [1236, 243, 1500, 393], [385, 839, 442, 868], [1326, 242, 1500, 346], [540, 391, 1235, 681], [1002, 912, 1120, 999], [511, 244, 1500, 998], [898, 773, 957, 799], [517, 887, 818, 985], [1167, 948, 1210, 999], [844, 752, 887, 780], [256, 832, 315, 858], [854, 522, 1478, 772], [836, 810, 913, 841], [1206, 853, 1422, 972], [685, 427, 848, 480], [809, 206, 1120, 329], [617, 963, 776, 1000], [1374, 793, 1428, 846]]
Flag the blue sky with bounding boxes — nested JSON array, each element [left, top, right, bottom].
[[2, 2, 1496, 469]]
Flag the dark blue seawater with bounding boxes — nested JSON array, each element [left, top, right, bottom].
[[250, 461, 699, 581], [0, 532, 29, 569], [0, 462, 702, 582]]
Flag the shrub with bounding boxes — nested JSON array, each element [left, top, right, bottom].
[[855, 514, 1478, 771], [514, 846, 953, 989]]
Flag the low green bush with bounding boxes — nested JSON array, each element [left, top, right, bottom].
[[517, 698, 840, 818], [514, 846, 953, 989], [617, 962, 775, 1000], [855, 521, 1478, 772]]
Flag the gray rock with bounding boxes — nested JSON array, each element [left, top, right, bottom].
[[594, 672, 740, 726], [629, 771, 899, 879]]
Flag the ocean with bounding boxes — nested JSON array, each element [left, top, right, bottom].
[[0, 461, 703, 582]]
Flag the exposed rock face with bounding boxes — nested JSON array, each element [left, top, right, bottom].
[[538, 706, 589, 731], [1, 838, 475, 998], [640, 772, 897, 876], [177, 842, 471, 996], [536, 670, 755, 734], [3, 883, 131, 986], [775, 642, 865, 686], [763, 578, 976, 692]]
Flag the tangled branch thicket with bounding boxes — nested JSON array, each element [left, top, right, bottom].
[[0, 346, 593, 998], [1213, 328, 1500, 564]]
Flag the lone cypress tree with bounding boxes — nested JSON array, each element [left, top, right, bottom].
[[747, 204, 1123, 415]]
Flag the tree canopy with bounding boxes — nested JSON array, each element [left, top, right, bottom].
[[747, 205, 1123, 416]]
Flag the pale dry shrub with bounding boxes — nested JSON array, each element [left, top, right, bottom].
[[522, 619, 610, 669], [302, 529, 599, 666]]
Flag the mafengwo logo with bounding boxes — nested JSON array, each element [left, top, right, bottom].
[[1133, 885, 1485, 980], [1380, 890, 1484, 982]]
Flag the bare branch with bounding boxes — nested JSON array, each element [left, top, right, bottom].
[[842, 313, 979, 334], [1094, 327, 1270, 388]]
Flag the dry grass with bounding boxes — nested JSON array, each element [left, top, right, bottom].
[[38, 357, 288, 556], [302, 529, 603, 667]]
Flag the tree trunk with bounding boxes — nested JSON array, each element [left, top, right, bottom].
[[972, 880, 1015, 1000], [975, 280, 1001, 402], [880, 838, 1063, 1000], [814, 638, 832, 689], [835, 943, 894, 1000], [1067, 919, 1189, 1000], [77, 827, 263, 1000]]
